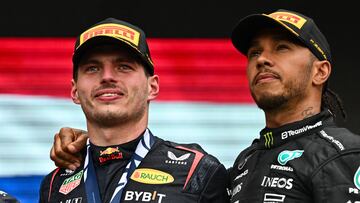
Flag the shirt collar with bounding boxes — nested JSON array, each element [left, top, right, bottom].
[[258, 109, 334, 149]]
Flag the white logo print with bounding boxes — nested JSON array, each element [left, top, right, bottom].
[[60, 169, 75, 176], [261, 176, 293, 190], [281, 121, 322, 139], [168, 151, 190, 161], [165, 151, 190, 165], [264, 193, 285, 202]]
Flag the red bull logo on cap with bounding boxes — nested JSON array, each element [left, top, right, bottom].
[[268, 11, 307, 29], [79, 23, 140, 48]]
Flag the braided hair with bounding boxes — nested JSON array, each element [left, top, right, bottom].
[[321, 85, 347, 120]]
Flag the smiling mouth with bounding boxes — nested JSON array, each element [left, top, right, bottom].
[[97, 93, 121, 97], [94, 89, 125, 101]]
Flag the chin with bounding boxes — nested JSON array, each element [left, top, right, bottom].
[[252, 91, 288, 111]]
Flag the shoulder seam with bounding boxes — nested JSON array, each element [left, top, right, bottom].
[[48, 167, 60, 202], [175, 146, 205, 189], [197, 163, 224, 203], [316, 130, 345, 152], [310, 148, 360, 179]]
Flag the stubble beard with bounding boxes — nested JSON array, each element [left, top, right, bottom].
[[251, 61, 313, 112], [251, 81, 302, 112], [82, 92, 148, 128], [82, 102, 147, 128]]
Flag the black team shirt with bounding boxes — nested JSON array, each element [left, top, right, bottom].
[[90, 136, 142, 203]]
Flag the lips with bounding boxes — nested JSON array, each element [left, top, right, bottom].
[[254, 72, 280, 85], [94, 89, 124, 101]]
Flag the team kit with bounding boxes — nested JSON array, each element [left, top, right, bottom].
[[39, 9, 360, 203]]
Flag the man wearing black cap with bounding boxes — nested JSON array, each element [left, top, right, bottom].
[[228, 9, 360, 202], [46, 9, 360, 203], [39, 18, 230, 203]]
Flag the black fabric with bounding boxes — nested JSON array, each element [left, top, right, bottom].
[[229, 110, 360, 202], [90, 136, 141, 202], [231, 9, 332, 64], [39, 130, 230, 203], [72, 18, 154, 78]]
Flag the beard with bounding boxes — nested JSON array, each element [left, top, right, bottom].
[[251, 81, 303, 111], [82, 101, 147, 128], [251, 59, 313, 112], [80, 85, 148, 128]]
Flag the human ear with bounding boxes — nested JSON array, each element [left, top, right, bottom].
[[148, 75, 159, 101], [71, 79, 81, 104], [313, 60, 331, 86]]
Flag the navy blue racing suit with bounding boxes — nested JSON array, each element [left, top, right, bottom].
[[39, 130, 230, 203]]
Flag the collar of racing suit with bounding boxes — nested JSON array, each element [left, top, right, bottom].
[[89, 134, 142, 166], [258, 109, 334, 149]]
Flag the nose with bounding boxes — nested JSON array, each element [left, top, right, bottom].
[[256, 51, 274, 70], [101, 66, 117, 83]]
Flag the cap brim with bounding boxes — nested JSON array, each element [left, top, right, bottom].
[[231, 14, 300, 56], [72, 36, 154, 75]]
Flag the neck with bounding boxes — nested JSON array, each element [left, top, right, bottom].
[[264, 95, 321, 128], [86, 115, 148, 146]]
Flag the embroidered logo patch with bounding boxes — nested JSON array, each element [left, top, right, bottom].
[[79, 23, 140, 48], [130, 168, 174, 184], [99, 147, 123, 164], [165, 151, 190, 165], [59, 170, 83, 195], [277, 150, 304, 165], [268, 11, 307, 29]]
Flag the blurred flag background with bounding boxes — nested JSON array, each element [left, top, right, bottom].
[[0, 1, 359, 202], [0, 38, 264, 202]]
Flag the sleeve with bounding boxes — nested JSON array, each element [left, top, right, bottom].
[[39, 175, 51, 203], [311, 150, 360, 203], [39, 168, 60, 203], [198, 163, 230, 203]]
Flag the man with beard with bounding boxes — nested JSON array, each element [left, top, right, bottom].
[[39, 18, 229, 203], [48, 9, 360, 202], [228, 9, 360, 202]]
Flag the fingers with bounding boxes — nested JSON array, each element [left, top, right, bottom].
[[50, 131, 81, 170], [67, 129, 88, 154], [59, 127, 78, 151]]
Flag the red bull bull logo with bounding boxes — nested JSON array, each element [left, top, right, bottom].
[[100, 147, 119, 156], [99, 147, 123, 164]]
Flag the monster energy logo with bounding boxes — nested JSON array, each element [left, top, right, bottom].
[[264, 132, 273, 148]]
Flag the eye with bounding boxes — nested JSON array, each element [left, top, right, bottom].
[[84, 65, 99, 73], [247, 48, 261, 59], [116, 64, 134, 72], [276, 43, 290, 51]]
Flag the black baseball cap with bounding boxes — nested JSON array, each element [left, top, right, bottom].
[[231, 9, 332, 64], [0, 190, 19, 203], [72, 17, 154, 77]]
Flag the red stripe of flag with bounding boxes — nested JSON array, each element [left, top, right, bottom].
[[0, 38, 253, 103]]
